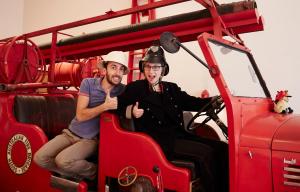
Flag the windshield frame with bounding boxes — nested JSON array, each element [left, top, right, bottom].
[[198, 33, 271, 98]]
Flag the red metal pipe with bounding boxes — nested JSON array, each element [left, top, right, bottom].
[[49, 32, 58, 82], [40, 9, 262, 60], [0, 82, 71, 91]]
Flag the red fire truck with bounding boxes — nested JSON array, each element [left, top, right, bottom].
[[0, 0, 299, 192]]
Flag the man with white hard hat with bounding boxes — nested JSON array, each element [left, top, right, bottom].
[[34, 51, 128, 181]]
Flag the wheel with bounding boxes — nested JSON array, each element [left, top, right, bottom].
[[130, 176, 156, 192]]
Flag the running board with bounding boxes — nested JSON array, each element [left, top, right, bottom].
[[50, 175, 88, 192]]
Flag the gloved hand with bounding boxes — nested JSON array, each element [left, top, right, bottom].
[[211, 95, 223, 109]]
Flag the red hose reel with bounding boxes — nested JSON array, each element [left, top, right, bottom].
[[53, 57, 102, 87], [0, 36, 46, 84], [0, 36, 102, 88]]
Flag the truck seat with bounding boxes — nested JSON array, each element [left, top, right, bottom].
[[171, 160, 196, 180], [13, 95, 76, 139]]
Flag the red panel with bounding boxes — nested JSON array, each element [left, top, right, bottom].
[[237, 147, 272, 192], [0, 94, 56, 192], [239, 104, 291, 149], [272, 116, 300, 153], [99, 112, 190, 192]]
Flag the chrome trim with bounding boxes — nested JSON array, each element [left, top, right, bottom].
[[248, 150, 253, 159], [284, 167, 300, 173], [284, 174, 300, 180], [284, 158, 297, 165], [284, 181, 300, 187]]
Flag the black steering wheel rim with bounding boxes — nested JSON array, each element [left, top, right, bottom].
[[186, 96, 227, 137]]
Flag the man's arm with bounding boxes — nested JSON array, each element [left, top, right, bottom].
[[76, 91, 117, 122], [169, 82, 212, 111]]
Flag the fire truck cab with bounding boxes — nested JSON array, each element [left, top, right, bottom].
[[0, 0, 299, 192]]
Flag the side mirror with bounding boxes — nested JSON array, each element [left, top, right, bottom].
[[159, 31, 180, 53], [159, 31, 209, 70]]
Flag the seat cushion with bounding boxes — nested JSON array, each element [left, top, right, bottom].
[[171, 160, 196, 180], [14, 95, 76, 139]]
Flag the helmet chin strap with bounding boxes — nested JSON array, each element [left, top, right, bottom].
[[152, 79, 160, 86], [147, 65, 165, 92], [149, 76, 163, 92]]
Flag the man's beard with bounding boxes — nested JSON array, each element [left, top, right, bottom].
[[105, 74, 121, 86]]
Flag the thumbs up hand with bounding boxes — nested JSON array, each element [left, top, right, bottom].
[[132, 102, 144, 118], [104, 90, 117, 110]]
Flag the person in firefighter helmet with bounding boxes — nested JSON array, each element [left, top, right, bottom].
[[139, 45, 169, 75], [138, 46, 169, 92], [117, 45, 228, 192]]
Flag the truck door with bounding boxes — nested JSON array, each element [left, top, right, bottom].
[[198, 32, 274, 192]]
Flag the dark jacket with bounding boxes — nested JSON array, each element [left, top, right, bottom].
[[117, 80, 212, 156]]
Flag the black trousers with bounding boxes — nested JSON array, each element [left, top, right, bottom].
[[170, 136, 229, 192]]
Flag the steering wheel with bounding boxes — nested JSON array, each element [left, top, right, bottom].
[[186, 96, 228, 139], [118, 166, 138, 187]]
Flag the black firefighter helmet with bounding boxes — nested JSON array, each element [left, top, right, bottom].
[[139, 46, 169, 76]]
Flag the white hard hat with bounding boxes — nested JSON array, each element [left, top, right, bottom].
[[102, 51, 128, 74]]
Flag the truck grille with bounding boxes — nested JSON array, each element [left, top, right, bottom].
[[284, 163, 300, 187]]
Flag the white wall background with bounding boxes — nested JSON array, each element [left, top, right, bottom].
[[243, 1, 300, 113], [0, 0, 23, 38], [0, 0, 299, 112], [22, 0, 131, 43]]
